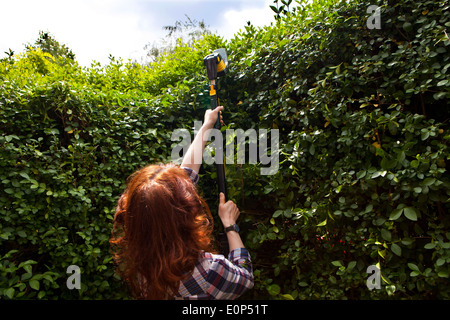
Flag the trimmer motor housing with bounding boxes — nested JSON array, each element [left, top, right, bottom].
[[203, 49, 228, 81]]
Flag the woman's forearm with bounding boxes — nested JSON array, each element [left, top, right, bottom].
[[181, 106, 222, 173], [180, 123, 210, 174], [226, 230, 245, 251]]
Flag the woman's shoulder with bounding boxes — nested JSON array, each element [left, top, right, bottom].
[[199, 251, 223, 262]]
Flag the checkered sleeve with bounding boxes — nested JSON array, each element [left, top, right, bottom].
[[181, 167, 199, 185], [205, 248, 254, 300]]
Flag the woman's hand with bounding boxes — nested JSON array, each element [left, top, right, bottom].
[[218, 192, 240, 228], [218, 192, 245, 250], [204, 106, 224, 129]]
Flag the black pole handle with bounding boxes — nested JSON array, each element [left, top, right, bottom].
[[209, 85, 229, 255], [209, 86, 227, 200]]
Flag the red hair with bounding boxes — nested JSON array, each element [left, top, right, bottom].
[[110, 163, 215, 299]]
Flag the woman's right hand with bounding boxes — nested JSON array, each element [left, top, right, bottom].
[[218, 192, 240, 228], [204, 105, 224, 129]]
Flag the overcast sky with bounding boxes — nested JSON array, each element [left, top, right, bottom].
[[0, 0, 275, 67]]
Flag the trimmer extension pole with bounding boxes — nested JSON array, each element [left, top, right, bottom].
[[208, 80, 227, 200], [208, 79, 229, 255], [203, 49, 229, 255]]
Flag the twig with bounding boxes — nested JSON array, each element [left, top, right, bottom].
[[420, 92, 426, 117], [394, 24, 409, 41]]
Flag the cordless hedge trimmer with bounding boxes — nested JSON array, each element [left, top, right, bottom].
[[203, 48, 229, 254]]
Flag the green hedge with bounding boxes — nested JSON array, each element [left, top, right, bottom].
[[1, 0, 449, 299], [223, 0, 450, 299], [0, 63, 162, 299]]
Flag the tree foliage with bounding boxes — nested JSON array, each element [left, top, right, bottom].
[[1, 0, 449, 299], [27, 31, 75, 63], [143, 15, 212, 64]]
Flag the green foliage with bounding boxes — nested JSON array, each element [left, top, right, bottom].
[[0, 34, 223, 299], [27, 31, 75, 63], [1, 0, 449, 300], [225, 0, 450, 299]]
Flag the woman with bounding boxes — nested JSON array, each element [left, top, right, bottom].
[[110, 106, 254, 300]]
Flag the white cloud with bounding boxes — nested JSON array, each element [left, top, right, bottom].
[[0, 0, 275, 67], [0, 0, 163, 66], [218, 0, 274, 40]]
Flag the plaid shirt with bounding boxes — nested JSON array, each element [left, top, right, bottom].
[[176, 167, 254, 300], [181, 167, 199, 185], [174, 248, 254, 300]]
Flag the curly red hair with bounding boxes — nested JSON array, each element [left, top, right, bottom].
[[110, 163, 215, 299]]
